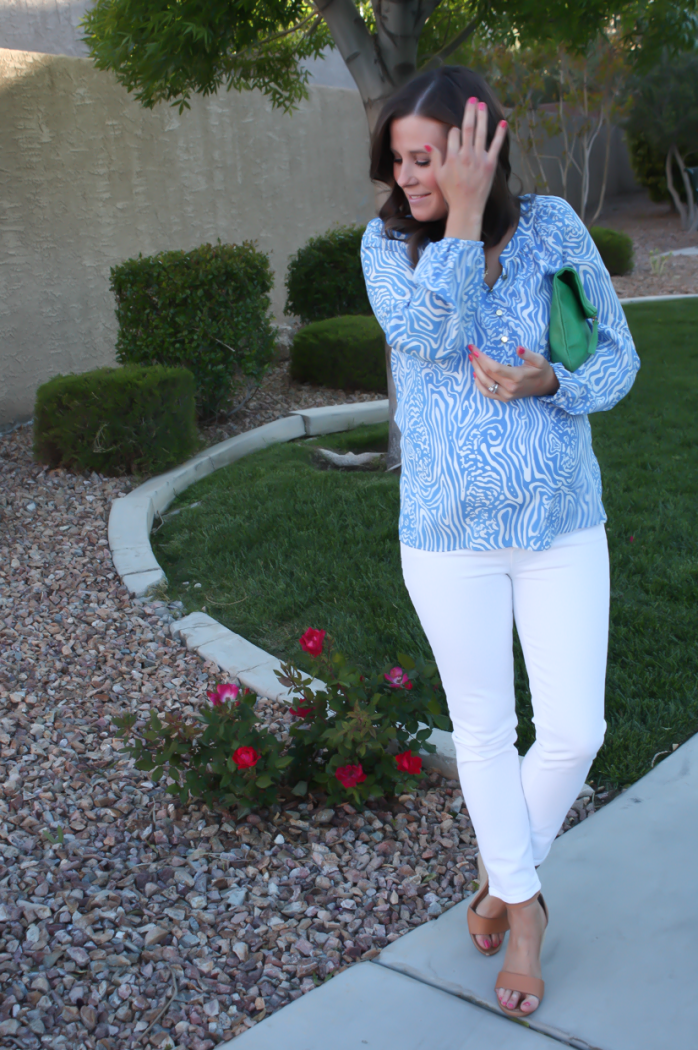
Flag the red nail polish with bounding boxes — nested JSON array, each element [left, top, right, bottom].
[[500, 119, 508, 128], [478, 102, 486, 110], [472, 349, 480, 357], [517, 346, 525, 356], [424, 144, 432, 153], [468, 96, 478, 104]]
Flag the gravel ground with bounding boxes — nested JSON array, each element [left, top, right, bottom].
[[0, 424, 607, 1050], [198, 340, 386, 450], [598, 192, 698, 299]]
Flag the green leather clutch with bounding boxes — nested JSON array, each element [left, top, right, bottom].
[[549, 267, 598, 372]]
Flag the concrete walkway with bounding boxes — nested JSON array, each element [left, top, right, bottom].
[[223, 731, 698, 1050]]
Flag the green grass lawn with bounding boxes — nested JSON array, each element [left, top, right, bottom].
[[154, 299, 698, 788]]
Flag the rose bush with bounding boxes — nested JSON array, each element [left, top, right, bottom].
[[113, 689, 292, 812], [113, 629, 451, 813]]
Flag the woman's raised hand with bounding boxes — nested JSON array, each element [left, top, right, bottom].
[[425, 98, 508, 242]]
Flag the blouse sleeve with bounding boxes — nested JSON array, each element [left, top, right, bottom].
[[539, 202, 640, 415], [361, 218, 484, 364]]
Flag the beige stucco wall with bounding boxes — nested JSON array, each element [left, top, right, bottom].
[[0, 49, 374, 425]]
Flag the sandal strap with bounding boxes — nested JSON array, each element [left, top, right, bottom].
[[467, 909, 509, 935], [496, 970, 544, 1000]]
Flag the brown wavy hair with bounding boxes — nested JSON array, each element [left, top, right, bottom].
[[370, 66, 520, 266]]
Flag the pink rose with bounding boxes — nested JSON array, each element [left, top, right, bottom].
[[299, 628, 326, 657], [207, 683, 240, 706], [385, 667, 413, 690], [335, 763, 366, 789], [232, 746, 260, 769]]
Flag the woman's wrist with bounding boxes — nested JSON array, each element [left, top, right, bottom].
[[444, 206, 482, 242], [540, 365, 560, 396]]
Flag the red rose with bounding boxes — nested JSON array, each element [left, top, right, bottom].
[[232, 746, 260, 769], [207, 683, 240, 706], [385, 666, 413, 690], [299, 628, 326, 657], [335, 763, 366, 788], [395, 750, 422, 775], [290, 703, 314, 719]]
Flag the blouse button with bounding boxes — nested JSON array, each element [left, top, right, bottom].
[[500, 335, 508, 343], [496, 309, 503, 316]]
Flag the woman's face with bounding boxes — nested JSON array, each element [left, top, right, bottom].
[[390, 115, 450, 222]]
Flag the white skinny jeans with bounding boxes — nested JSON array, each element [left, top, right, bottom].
[[401, 524, 609, 904]]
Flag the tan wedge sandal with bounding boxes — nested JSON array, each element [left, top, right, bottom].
[[495, 893, 548, 1018], [466, 854, 509, 957]]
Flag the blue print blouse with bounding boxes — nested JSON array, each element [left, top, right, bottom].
[[360, 194, 640, 552]]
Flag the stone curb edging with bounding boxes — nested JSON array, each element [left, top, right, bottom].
[[108, 402, 389, 596], [618, 292, 698, 305], [106, 399, 458, 779]]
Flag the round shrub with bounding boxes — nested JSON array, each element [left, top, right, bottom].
[[284, 225, 371, 324], [589, 227, 634, 276], [33, 365, 198, 476], [290, 315, 387, 393], [111, 242, 275, 421]]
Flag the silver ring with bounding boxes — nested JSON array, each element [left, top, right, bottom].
[[488, 383, 499, 394]]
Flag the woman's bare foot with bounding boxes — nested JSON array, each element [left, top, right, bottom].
[[473, 891, 507, 952], [496, 895, 547, 1014]]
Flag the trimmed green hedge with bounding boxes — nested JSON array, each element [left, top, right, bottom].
[[284, 225, 371, 324], [34, 365, 198, 476], [111, 242, 275, 420], [290, 315, 386, 393], [590, 226, 634, 276]]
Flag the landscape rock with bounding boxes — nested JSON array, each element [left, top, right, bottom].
[[0, 410, 608, 1049]]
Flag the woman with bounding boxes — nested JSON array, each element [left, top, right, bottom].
[[361, 66, 639, 1018]]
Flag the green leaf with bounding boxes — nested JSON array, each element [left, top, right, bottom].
[[256, 774, 273, 789], [292, 780, 308, 796]]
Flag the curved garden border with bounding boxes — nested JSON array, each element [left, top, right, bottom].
[[107, 293, 698, 780], [106, 399, 460, 774]]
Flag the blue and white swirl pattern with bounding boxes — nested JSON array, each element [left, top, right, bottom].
[[361, 195, 640, 552]]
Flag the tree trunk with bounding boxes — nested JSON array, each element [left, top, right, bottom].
[[674, 144, 698, 232], [589, 114, 612, 225], [665, 144, 689, 229], [385, 340, 402, 471], [316, 0, 440, 469]]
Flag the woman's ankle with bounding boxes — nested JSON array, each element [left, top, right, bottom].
[[505, 891, 541, 911]]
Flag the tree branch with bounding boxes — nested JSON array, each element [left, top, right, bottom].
[[315, 0, 388, 103], [419, 17, 478, 71], [231, 12, 320, 56]]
